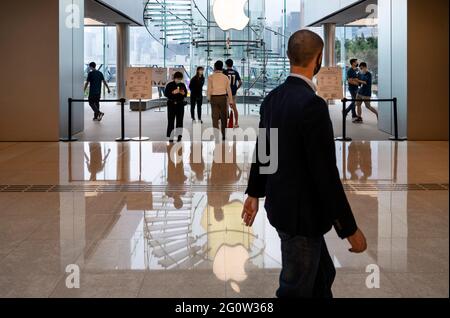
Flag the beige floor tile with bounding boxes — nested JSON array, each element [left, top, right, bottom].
[[50, 271, 145, 298], [139, 270, 226, 298], [385, 272, 449, 298], [0, 274, 62, 298]]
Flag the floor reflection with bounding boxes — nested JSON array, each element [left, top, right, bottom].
[[347, 141, 372, 181], [65, 142, 413, 276], [0, 140, 447, 297]]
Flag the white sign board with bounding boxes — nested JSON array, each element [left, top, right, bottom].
[[126, 67, 152, 100], [151, 67, 168, 87], [168, 67, 185, 82], [316, 67, 344, 101]]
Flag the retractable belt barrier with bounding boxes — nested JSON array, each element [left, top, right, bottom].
[[335, 97, 407, 142], [60, 98, 130, 142]]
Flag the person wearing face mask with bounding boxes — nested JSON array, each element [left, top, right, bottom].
[[242, 30, 367, 298], [189, 67, 205, 123], [346, 59, 362, 122], [355, 62, 378, 123], [165, 72, 188, 142]]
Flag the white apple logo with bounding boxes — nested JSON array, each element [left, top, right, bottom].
[[213, 0, 250, 31]]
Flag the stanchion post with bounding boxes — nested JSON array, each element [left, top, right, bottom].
[[116, 98, 131, 142], [335, 98, 352, 142], [132, 98, 150, 141], [389, 97, 406, 141], [60, 97, 78, 142]]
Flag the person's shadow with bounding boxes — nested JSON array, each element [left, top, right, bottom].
[[84, 143, 111, 181], [347, 141, 372, 181], [166, 143, 187, 210], [208, 143, 242, 221]]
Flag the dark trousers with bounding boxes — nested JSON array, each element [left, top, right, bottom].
[[88, 94, 101, 118], [190, 95, 203, 120], [210, 95, 228, 140], [167, 101, 185, 140], [345, 90, 358, 118], [276, 231, 336, 298]]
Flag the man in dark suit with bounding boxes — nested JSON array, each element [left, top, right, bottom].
[[242, 30, 367, 298]]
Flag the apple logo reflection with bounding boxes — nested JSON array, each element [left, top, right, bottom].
[[213, 244, 249, 293], [145, 143, 265, 290]]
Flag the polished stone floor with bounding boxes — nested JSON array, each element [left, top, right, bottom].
[[0, 141, 448, 298]]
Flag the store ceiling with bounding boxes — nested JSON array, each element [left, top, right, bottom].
[[85, 0, 142, 26], [307, 0, 378, 27]]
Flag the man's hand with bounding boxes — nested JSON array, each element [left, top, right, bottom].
[[347, 228, 367, 253], [107, 88, 111, 94], [241, 196, 259, 227]]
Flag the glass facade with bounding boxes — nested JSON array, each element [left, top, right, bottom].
[[84, 26, 117, 98], [83, 2, 381, 107], [83, 1, 305, 104], [336, 25, 379, 97], [135, 1, 300, 104]]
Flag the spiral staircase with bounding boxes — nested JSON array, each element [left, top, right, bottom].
[[143, 0, 290, 101], [144, 0, 202, 48]]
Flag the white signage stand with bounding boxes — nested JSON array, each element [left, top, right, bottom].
[[316, 67, 344, 101], [126, 67, 152, 141]]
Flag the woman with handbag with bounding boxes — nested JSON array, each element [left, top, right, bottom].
[[165, 72, 188, 142]]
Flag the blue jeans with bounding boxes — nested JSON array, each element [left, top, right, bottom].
[[276, 232, 336, 298], [345, 90, 358, 118]]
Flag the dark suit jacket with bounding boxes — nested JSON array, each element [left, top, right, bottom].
[[246, 76, 357, 239]]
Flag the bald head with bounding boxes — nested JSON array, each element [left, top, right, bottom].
[[287, 29, 324, 68]]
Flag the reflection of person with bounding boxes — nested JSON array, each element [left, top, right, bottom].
[[189, 67, 205, 123], [355, 62, 378, 123], [84, 62, 111, 122], [166, 144, 187, 209], [190, 142, 205, 182], [347, 142, 372, 181], [208, 61, 234, 141], [208, 144, 242, 221], [84, 143, 111, 181], [223, 59, 242, 128], [165, 72, 187, 142], [242, 30, 367, 298]]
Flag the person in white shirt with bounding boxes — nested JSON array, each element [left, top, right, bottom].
[[207, 60, 234, 141]]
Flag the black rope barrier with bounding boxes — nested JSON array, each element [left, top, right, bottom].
[[60, 98, 129, 142], [335, 97, 407, 142]]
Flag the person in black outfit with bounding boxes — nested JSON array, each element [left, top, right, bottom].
[[242, 30, 367, 298], [84, 62, 111, 121], [346, 58, 360, 121], [165, 72, 187, 142], [189, 67, 205, 123]]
